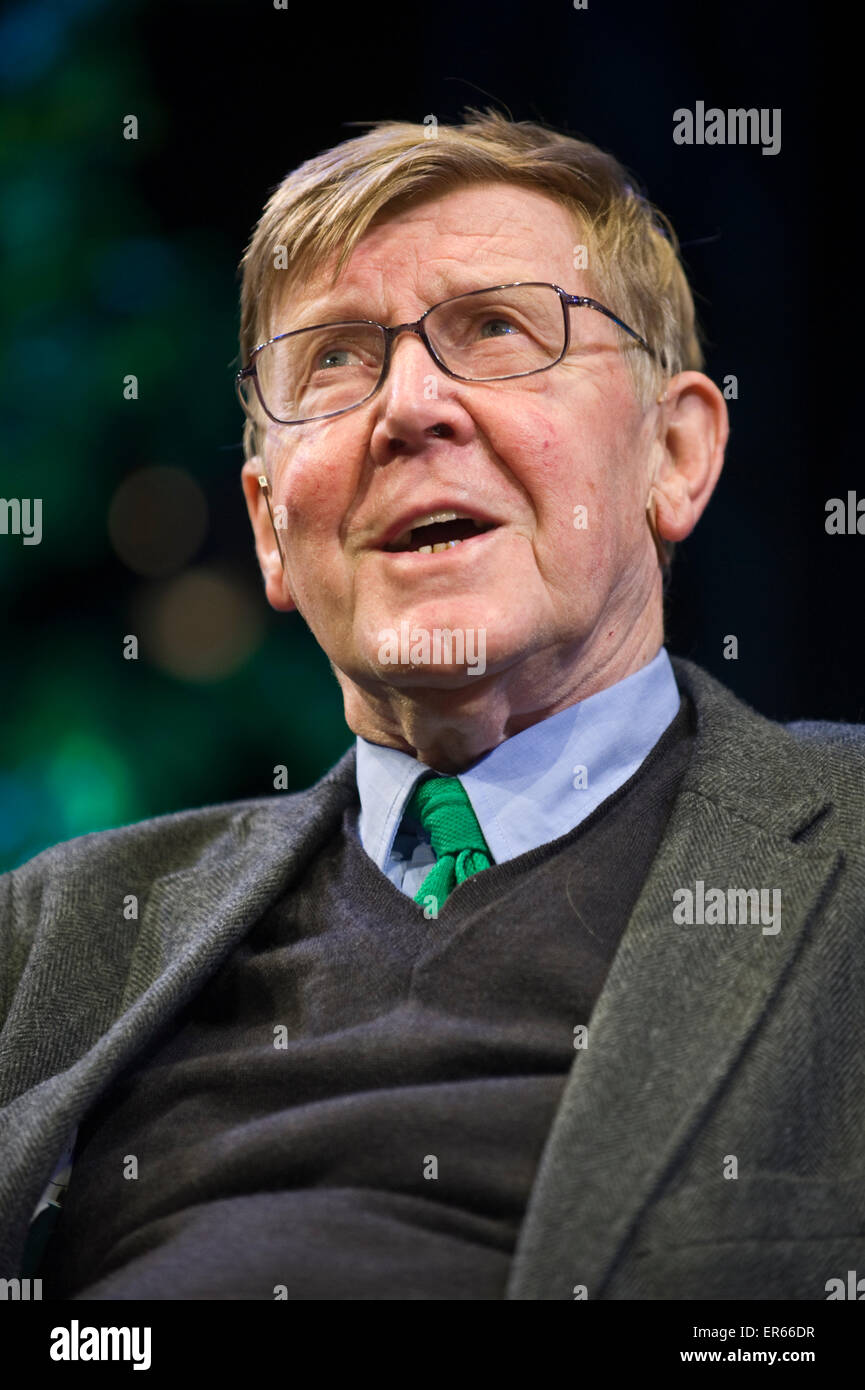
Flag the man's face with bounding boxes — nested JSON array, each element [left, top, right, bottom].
[[246, 182, 663, 701]]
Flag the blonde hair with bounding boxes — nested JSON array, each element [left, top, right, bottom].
[[238, 108, 704, 569]]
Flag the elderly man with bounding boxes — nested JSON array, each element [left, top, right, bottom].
[[2, 111, 864, 1303]]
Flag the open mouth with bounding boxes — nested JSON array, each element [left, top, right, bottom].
[[383, 514, 498, 554]]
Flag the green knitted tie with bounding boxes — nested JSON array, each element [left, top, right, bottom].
[[404, 776, 493, 909]]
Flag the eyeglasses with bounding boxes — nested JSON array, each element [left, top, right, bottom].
[[236, 281, 666, 427]]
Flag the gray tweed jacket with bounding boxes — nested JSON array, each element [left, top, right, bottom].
[[1, 657, 864, 1300]]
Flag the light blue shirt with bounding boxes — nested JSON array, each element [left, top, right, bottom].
[[355, 646, 681, 898]]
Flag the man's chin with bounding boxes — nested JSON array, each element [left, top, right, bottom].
[[366, 616, 493, 684]]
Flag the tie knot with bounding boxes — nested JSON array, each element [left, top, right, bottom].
[[405, 776, 489, 857]]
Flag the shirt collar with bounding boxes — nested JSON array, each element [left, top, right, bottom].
[[355, 646, 681, 871]]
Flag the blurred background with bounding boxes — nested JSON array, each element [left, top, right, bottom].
[[0, 0, 853, 872]]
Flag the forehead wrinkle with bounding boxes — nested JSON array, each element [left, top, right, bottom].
[[278, 194, 584, 326]]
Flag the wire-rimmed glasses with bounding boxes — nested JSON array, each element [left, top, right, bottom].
[[236, 281, 665, 427]]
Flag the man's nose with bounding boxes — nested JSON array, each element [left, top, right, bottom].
[[369, 328, 467, 454], [382, 327, 446, 402]]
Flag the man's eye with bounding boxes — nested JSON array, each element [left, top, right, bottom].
[[315, 347, 356, 369], [477, 317, 520, 339]]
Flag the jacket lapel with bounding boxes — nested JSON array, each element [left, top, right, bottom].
[[0, 749, 359, 1274], [506, 659, 842, 1299], [117, 751, 359, 1020]]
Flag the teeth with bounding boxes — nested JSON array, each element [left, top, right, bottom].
[[413, 539, 463, 555]]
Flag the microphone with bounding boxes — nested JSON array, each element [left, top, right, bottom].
[[258, 475, 287, 570]]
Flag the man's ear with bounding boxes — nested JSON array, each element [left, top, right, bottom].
[[241, 455, 297, 613], [647, 372, 729, 544]]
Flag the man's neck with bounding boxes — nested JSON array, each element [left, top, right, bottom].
[[339, 621, 665, 773]]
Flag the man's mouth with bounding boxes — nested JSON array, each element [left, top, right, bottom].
[[382, 511, 499, 554]]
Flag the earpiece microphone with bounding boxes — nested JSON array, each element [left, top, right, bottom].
[[258, 475, 287, 570]]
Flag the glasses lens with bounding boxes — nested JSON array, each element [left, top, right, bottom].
[[426, 284, 565, 380], [255, 322, 386, 422]]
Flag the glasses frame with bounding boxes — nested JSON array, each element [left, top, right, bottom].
[[236, 281, 667, 427]]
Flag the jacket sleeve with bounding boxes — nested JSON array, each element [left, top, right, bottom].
[[0, 853, 49, 1045]]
